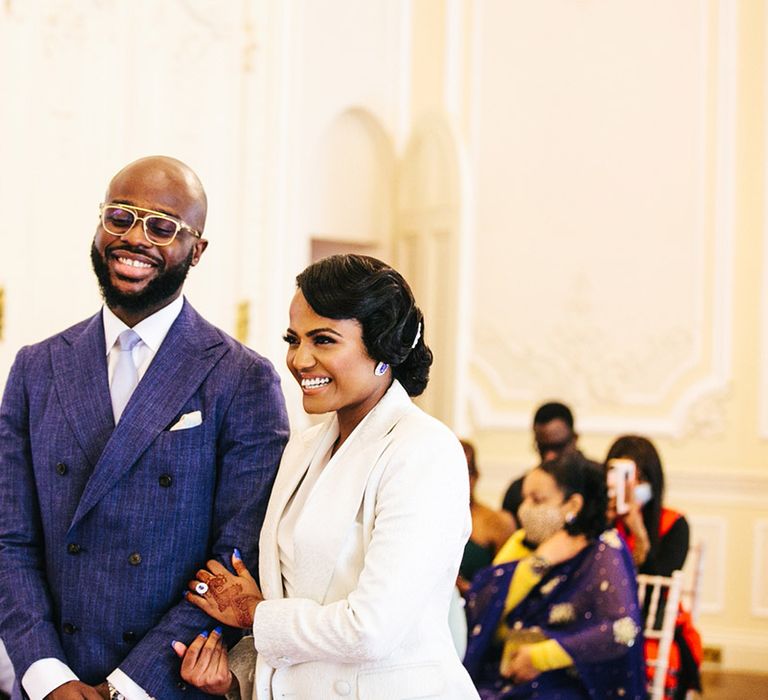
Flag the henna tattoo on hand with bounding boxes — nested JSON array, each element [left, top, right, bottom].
[[207, 574, 258, 627]]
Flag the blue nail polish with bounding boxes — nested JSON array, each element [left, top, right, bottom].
[[170, 640, 178, 648], [199, 630, 209, 638], [213, 626, 222, 635], [233, 547, 242, 560]]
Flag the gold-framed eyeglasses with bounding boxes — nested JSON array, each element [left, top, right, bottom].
[[99, 203, 202, 247]]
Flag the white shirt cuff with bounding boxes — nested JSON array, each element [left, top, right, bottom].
[[108, 668, 155, 700], [22, 658, 78, 700]]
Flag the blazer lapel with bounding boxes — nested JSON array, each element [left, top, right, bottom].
[[291, 382, 415, 601], [258, 419, 337, 601], [69, 302, 227, 530], [51, 312, 114, 468]]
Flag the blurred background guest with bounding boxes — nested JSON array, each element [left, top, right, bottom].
[[501, 402, 584, 526], [465, 453, 646, 700], [605, 435, 689, 575], [458, 439, 517, 595], [605, 435, 701, 700]]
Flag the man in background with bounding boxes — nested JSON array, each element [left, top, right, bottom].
[[501, 401, 580, 524], [0, 156, 289, 699]]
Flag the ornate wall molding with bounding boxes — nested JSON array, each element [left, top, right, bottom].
[[685, 514, 727, 616], [467, 1, 737, 438]]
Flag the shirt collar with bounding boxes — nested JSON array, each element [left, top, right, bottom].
[[103, 295, 185, 355]]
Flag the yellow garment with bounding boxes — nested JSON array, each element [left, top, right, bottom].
[[493, 529, 533, 566], [528, 638, 573, 671], [493, 530, 574, 671]]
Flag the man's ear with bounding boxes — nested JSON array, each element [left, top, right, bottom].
[[190, 239, 209, 266]]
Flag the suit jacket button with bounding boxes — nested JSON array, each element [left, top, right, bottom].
[[56, 462, 68, 475], [62, 622, 78, 635], [158, 474, 172, 488], [122, 631, 137, 643], [67, 543, 81, 555], [128, 552, 142, 566], [334, 680, 351, 696], [176, 681, 187, 690]]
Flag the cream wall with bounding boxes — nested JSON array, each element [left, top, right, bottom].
[[455, 0, 768, 672], [1, 0, 767, 673]]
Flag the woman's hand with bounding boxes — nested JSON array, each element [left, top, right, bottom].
[[187, 550, 263, 629], [619, 478, 651, 566], [172, 628, 235, 696], [500, 644, 540, 683]]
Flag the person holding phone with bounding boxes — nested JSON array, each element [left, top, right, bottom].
[[605, 439, 701, 700], [604, 435, 689, 575]]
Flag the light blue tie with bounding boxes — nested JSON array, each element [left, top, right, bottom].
[[111, 329, 141, 423]]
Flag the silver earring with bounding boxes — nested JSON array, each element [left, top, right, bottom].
[[374, 362, 389, 376], [565, 512, 576, 525]]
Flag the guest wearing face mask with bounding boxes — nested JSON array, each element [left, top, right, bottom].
[[605, 436, 700, 700], [463, 453, 647, 700], [605, 435, 689, 576]]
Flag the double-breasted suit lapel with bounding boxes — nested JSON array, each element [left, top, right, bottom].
[[50, 302, 228, 531], [259, 382, 415, 604], [50, 312, 114, 470]]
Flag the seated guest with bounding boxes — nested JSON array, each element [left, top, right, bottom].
[[501, 401, 581, 525], [465, 453, 646, 700], [458, 440, 517, 595], [605, 435, 688, 575], [605, 435, 700, 700]]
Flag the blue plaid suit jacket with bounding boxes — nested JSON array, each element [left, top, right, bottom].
[[0, 301, 289, 698]]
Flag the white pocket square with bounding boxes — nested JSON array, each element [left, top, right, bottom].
[[169, 410, 202, 431]]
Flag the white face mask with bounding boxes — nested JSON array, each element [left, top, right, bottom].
[[518, 502, 566, 545], [634, 482, 653, 507]]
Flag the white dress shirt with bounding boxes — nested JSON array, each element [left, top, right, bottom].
[[21, 296, 184, 700]]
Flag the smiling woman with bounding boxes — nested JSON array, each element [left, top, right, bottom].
[[175, 254, 479, 699], [283, 296, 385, 446]]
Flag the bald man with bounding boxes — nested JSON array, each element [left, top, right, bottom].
[[0, 157, 289, 700]]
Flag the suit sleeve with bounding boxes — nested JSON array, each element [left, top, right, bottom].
[[251, 425, 471, 667], [0, 348, 71, 676], [118, 356, 289, 698]]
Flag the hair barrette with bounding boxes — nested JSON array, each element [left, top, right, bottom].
[[410, 322, 422, 349]]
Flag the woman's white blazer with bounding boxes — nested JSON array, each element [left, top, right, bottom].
[[238, 380, 479, 699]]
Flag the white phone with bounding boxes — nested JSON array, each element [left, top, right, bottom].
[[607, 458, 636, 516]]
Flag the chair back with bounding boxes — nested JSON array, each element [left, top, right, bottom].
[[637, 570, 684, 700], [680, 541, 705, 624]]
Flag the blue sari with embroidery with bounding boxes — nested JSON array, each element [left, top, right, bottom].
[[464, 530, 647, 700]]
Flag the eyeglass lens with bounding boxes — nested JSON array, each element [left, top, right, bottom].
[[102, 206, 179, 244]]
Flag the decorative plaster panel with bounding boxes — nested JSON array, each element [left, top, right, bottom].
[[468, 0, 736, 437], [672, 514, 726, 615]]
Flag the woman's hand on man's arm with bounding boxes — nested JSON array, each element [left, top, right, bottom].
[[172, 628, 237, 696], [186, 551, 263, 628]]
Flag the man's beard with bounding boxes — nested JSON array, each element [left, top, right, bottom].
[[90, 241, 194, 313]]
